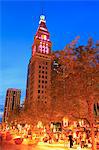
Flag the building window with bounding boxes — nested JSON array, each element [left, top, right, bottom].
[[39, 65, 41, 68], [42, 85, 44, 88], [38, 90, 40, 93], [42, 80, 44, 83], [42, 71, 44, 73], [38, 96, 40, 99], [45, 81, 47, 84], [39, 75, 41, 78], [42, 75, 44, 78], [46, 67, 47, 69], [38, 85, 40, 88], [42, 91, 44, 93], [45, 76, 47, 79], [46, 62, 48, 65], [38, 80, 40, 83], [45, 71, 47, 74], [39, 70, 41, 73]]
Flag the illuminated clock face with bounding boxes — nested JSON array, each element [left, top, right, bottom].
[[39, 44, 49, 54]]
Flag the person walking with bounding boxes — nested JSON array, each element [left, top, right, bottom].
[[69, 134, 73, 148]]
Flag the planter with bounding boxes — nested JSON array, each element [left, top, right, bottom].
[[97, 142, 99, 149], [6, 132, 12, 141], [14, 137, 23, 145]]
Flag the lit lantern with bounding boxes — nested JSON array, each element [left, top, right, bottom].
[[79, 120, 81, 126], [53, 126, 56, 133], [37, 121, 43, 128], [63, 117, 68, 127], [50, 123, 53, 129], [74, 121, 77, 127], [79, 119, 84, 127], [81, 120, 84, 126]]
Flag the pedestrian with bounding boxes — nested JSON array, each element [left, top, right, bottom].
[[49, 133, 52, 144], [69, 134, 73, 148]]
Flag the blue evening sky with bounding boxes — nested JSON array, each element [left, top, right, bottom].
[[0, 0, 99, 107]]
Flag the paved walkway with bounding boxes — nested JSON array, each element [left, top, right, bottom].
[[0, 140, 91, 150]]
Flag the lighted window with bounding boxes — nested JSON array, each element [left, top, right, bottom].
[[41, 35, 47, 40]]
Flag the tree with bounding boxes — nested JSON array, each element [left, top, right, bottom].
[[51, 37, 99, 150]]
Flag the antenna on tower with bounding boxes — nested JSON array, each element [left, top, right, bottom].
[[40, 0, 45, 16], [42, 7, 44, 15]]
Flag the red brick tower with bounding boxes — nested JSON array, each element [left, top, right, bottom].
[[25, 15, 52, 119]]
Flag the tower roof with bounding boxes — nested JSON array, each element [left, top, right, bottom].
[[32, 15, 52, 56], [39, 15, 46, 24], [36, 15, 49, 35]]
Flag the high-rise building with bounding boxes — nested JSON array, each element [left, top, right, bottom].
[[3, 88, 21, 122], [25, 15, 52, 108]]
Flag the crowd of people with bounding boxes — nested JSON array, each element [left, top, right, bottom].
[[43, 127, 99, 148], [0, 122, 99, 149]]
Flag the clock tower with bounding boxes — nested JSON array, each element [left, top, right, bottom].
[[25, 15, 52, 121]]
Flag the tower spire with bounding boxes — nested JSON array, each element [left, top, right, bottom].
[[32, 14, 52, 56], [41, 0, 45, 16], [39, 15, 46, 24], [41, 7, 44, 15]]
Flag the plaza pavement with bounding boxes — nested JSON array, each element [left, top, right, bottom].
[[0, 141, 91, 150]]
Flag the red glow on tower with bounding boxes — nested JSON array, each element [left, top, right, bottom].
[[32, 15, 52, 56]]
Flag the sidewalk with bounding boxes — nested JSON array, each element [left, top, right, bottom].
[[38, 142, 91, 150], [0, 140, 91, 150]]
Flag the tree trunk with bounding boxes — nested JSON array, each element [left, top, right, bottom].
[[90, 124, 96, 150], [88, 98, 96, 150]]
